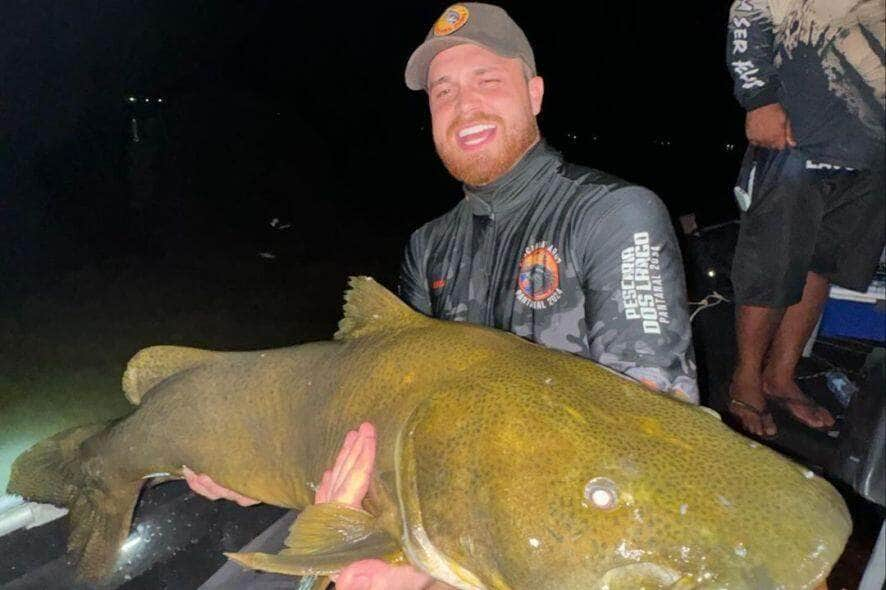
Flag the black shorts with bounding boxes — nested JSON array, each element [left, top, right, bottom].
[[731, 146, 885, 307]]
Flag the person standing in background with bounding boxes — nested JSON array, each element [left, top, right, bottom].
[[726, 0, 885, 437]]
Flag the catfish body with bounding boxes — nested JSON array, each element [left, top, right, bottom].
[[9, 277, 851, 589]]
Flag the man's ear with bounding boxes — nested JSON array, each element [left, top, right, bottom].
[[529, 76, 544, 116]]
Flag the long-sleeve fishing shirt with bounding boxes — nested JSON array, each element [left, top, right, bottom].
[[727, 0, 885, 169], [398, 140, 698, 403]]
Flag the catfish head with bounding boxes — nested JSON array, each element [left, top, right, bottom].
[[390, 379, 851, 590]]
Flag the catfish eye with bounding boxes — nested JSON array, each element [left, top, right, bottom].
[[584, 477, 618, 510]]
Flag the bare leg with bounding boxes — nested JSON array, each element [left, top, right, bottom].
[[763, 272, 835, 429], [729, 305, 782, 437]]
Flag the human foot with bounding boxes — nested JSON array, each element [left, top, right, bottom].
[[763, 378, 835, 431], [727, 373, 777, 438]]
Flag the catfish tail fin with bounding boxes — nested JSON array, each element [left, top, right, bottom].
[[8, 423, 106, 505], [8, 423, 145, 582]]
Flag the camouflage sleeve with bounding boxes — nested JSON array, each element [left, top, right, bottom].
[[727, 0, 781, 110], [579, 187, 699, 404], [397, 229, 433, 315]]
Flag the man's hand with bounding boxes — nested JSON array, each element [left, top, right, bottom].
[[181, 465, 260, 507], [335, 558, 441, 590], [319, 423, 443, 590], [315, 422, 376, 508], [745, 103, 796, 150]]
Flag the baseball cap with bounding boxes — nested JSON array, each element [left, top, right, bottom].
[[404, 3, 536, 91]]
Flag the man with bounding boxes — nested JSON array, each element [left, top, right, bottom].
[[726, 0, 885, 437], [189, 3, 697, 588], [398, 3, 697, 402]]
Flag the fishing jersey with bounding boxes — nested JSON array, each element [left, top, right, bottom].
[[398, 141, 698, 403], [728, 0, 885, 169]]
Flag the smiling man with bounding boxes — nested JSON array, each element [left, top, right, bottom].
[[399, 3, 698, 403], [188, 4, 699, 589]]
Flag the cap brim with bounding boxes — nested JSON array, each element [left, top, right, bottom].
[[404, 36, 509, 91]]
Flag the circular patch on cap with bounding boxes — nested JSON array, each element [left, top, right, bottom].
[[434, 5, 470, 37]]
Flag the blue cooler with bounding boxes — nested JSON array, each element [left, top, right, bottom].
[[819, 266, 886, 342]]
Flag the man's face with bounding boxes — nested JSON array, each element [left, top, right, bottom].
[[427, 44, 544, 186]]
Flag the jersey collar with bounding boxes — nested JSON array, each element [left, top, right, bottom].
[[463, 139, 561, 217]]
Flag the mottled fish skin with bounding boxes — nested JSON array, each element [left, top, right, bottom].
[[9, 277, 850, 589]]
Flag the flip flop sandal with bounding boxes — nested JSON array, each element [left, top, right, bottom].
[[727, 397, 778, 439], [766, 395, 836, 433]]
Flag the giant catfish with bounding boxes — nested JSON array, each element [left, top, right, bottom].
[[8, 277, 851, 589]]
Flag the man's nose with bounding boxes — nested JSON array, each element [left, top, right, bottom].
[[455, 85, 482, 116]]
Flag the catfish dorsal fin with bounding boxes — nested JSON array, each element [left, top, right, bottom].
[[334, 276, 424, 340], [122, 345, 217, 405]]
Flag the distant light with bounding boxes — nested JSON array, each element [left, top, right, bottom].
[[157, 98, 164, 103], [127, 96, 137, 103], [707, 269, 717, 278], [144, 98, 150, 103], [724, 143, 735, 152]]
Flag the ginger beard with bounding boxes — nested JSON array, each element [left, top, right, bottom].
[[434, 111, 540, 186]]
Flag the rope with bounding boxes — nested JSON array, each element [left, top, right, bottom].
[[688, 291, 731, 323]]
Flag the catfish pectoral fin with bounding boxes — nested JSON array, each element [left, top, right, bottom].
[[225, 503, 403, 576], [223, 549, 338, 576], [224, 541, 401, 577]]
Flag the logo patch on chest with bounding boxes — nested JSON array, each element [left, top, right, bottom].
[[516, 241, 563, 309]]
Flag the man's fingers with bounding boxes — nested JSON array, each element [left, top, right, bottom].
[[205, 477, 259, 505], [231, 492, 261, 507], [313, 423, 379, 508], [785, 119, 797, 147], [190, 478, 221, 500], [335, 560, 385, 590], [335, 429, 377, 507], [758, 133, 786, 151], [315, 469, 333, 504], [336, 559, 436, 590], [353, 427, 376, 476], [182, 466, 258, 505], [183, 467, 221, 500], [332, 426, 373, 496], [330, 430, 359, 489]]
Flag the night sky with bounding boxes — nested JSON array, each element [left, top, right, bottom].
[[2, 1, 744, 276]]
